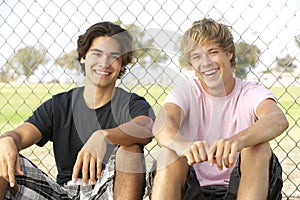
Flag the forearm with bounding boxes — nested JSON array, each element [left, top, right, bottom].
[[101, 116, 154, 146], [154, 118, 191, 156], [234, 111, 288, 147], [0, 131, 22, 151]]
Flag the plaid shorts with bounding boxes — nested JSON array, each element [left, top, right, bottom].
[[5, 147, 118, 200]]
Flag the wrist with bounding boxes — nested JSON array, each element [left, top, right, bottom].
[[94, 130, 110, 144]]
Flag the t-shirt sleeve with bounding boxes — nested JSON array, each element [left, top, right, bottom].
[[26, 98, 53, 146], [129, 94, 155, 121], [164, 81, 192, 115], [242, 82, 277, 118]]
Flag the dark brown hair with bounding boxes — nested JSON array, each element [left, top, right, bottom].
[[77, 22, 133, 78]]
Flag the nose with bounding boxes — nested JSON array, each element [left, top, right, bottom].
[[99, 55, 112, 68], [202, 53, 213, 67]]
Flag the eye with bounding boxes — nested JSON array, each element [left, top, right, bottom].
[[111, 55, 120, 60], [92, 52, 102, 57], [191, 55, 201, 61], [209, 49, 219, 55]]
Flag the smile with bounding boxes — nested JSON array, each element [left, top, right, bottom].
[[94, 70, 109, 75], [202, 69, 218, 77]]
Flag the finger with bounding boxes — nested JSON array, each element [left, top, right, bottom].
[[196, 144, 207, 162], [190, 143, 201, 163], [203, 142, 210, 158], [207, 141, 217, 166], [15, 156, 24, 176], [72, 152, 83, 183], [7, 158, 17, 187], [229, 143, 239, 167], [222, 141, 231, 168], [215, 140, 224, 170], [81, 154, 90, 186], [96, 160, 102, 179], [184, 150, 195, 166], [89, 157, 96, 185]]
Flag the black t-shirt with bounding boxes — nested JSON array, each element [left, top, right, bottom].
[[26, 87, 155, 185]]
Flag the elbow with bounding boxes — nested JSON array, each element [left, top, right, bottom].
[[153, 132, 169, 148], [143, 135, 154, 145], [276, 114, 289, 135]]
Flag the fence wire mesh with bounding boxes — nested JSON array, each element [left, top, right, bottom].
[[0, 0, 299, 199]]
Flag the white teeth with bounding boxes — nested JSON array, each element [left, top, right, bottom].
[[95, 70, 109, 75], [203, 69, 217, 76]]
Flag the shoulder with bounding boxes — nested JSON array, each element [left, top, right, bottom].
[[236, 78, 272, 95], [52, 87, 83, 99], [114, 87, 146, 101], [167, 79, 201, 101], [45, 87, 83, 108], [234, 78, 276, 104]]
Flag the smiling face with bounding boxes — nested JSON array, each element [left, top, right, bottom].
[[81, 36, 123, 89], [189, 42, 235, 96]]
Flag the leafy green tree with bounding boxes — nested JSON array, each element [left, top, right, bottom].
[[55, 50, 80, 70], [5, 45, 49, 80], [235, 42, 260, 78], [275, 54, 296, 71], [115, 20, 168, 66]]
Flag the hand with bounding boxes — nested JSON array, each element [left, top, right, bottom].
[[72, 131, 107, 186], [0, 136, 24, 187], [207, 138, 244, 170], [183, 141, 210, 166]]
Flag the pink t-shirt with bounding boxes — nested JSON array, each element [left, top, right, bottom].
[[164, 78, 276, 186]]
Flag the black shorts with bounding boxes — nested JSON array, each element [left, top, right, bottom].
[[183, 152, 283, 200]]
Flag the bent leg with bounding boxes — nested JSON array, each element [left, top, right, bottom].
[[0, 177, 9, 198], [237, 142, 272, 200], [151, 148, 189, 200], [114, 144, 146, 200]]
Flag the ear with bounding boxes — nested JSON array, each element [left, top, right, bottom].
[[228, 51, 233, 60], [80, 57, 85, 64]]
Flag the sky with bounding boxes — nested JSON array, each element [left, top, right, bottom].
[[1, 0, 300, 74]]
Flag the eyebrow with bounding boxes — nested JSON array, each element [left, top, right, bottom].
[[90, 48, 122, 56]]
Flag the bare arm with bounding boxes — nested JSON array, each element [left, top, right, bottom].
[[153, 103, 210, 165], [0, 122, 42, 187], [153, 103, 189, 154], [232, 99, 289, 147], [100, 115, 154, 146], [0, 122, 42, 150]]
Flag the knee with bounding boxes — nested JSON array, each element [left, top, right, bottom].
[[118, 144, 142, 153], [156, 148, 183, 170], [155, 148, 189, 179], [116, 145, 144, 173], [240, 142, 272, 167]]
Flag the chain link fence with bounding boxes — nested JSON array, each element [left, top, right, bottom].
[[0, 0, 299, 198]]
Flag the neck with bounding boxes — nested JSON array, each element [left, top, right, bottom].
[[201, 78, 235, 97], [83, 84, 115, 109]]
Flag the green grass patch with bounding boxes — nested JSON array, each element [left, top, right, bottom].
[[0, 82, 76, 132]]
